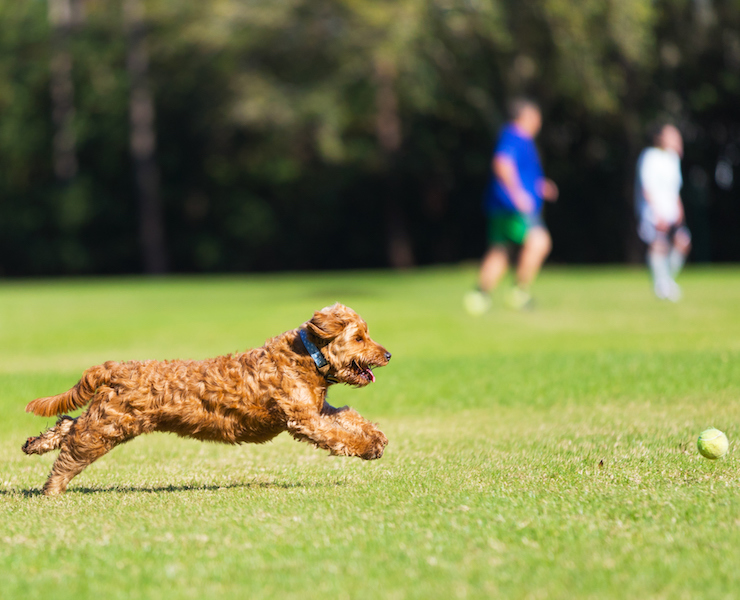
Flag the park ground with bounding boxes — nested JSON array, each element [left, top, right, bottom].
[[1, 265, 740, 599]]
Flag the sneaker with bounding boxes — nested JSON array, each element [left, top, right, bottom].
[[464, 290, 491, 316], [665, 280, 682, 302], [654, 279, 681, 302], [505, 287, 534, 311]]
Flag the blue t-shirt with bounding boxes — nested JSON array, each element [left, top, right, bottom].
[[485, 124, 544, 215]]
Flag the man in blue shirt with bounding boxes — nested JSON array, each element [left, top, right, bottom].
[[465, 98, 558, 314]]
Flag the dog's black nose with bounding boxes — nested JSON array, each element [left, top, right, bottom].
[[384, 351, 392, 361]]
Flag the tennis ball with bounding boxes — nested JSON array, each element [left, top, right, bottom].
[[697, 428, 729, 460]]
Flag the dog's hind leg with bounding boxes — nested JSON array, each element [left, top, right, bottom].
[[22, 416, 76, 455], [43, 447, 103, 496], [41, 415, 136, 495]]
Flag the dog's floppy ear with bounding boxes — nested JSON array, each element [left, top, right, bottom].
[[306, 303, 347, 340]]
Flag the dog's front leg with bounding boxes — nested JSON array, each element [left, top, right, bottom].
[[321, 401, 388, 447], [286, 403, 386, 460]]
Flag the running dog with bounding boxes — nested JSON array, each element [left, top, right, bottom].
[[23, 303, 391, 495]]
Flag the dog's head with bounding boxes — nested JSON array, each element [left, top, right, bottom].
[[305, 303, 391, 387]]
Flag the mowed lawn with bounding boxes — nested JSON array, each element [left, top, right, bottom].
[[2, 266, 740, 600]]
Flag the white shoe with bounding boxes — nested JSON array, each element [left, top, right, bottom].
[[505, 287, 534, 311], [464, 290, 491, 316], [666, 280, 682, 302], [654, 279, 681, 302]]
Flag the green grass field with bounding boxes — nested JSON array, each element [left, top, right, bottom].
[[2, 266, 740, 599]]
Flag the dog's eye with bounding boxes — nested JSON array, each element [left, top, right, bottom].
[[355, 336, 363, 343]]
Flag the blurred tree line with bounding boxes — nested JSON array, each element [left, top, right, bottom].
[[1, 0, 739, 275]]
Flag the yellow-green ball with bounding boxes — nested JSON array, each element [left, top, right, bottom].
[[697, 428, 729, 460]]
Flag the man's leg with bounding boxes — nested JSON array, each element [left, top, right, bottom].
[[647, 237, 675, 300], [640, 219, 679, 300], [464, 245, 508, 315], [479, 245, 509, 293], [516, 226, 551, 290], [669, 226, 691, 277]]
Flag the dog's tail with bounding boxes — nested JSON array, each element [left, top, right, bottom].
[[26, 363, 114, 417]]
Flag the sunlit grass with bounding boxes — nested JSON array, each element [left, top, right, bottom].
[[2, 266, 740, 599]]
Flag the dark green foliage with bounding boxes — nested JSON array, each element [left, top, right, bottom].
[[0, 0, 739, 274]]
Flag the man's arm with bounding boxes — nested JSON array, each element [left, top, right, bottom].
[[493, 154, 534, 214], [676, 196, 685, 225], [639, 153, 671, 231], [641, 187, 670, 231], [538, 178, 559, 202]]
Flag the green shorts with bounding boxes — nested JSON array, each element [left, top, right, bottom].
[[487, 212, 531, 246]]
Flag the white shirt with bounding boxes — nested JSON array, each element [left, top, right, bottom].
[[635, 147, 683, 224]]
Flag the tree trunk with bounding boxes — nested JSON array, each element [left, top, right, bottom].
[[374, 57, 414, 269], [48, 0, 81, 182], [124, 0, 167, 274]]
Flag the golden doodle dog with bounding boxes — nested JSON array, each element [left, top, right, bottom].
[[23, 303, 391, 495]]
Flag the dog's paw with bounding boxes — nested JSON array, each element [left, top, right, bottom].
[[376, 430, 389, 447], [22, 436, 39, 455], [360, 431, 388, 460]]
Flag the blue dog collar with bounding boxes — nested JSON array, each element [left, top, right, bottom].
[[299, 328, 329, 369]]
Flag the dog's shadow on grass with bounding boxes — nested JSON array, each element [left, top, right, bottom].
[[3, 479, 347, 498]]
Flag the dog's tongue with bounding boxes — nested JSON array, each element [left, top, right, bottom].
[[367, 369, 375, 383]]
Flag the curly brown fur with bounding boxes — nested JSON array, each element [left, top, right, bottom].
[[23, 303, 391, 495]]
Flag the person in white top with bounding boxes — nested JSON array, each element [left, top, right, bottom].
[[635, 124, 691, 301]]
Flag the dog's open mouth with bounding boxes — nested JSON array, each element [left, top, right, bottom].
[[351, 361, 376, 383]]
